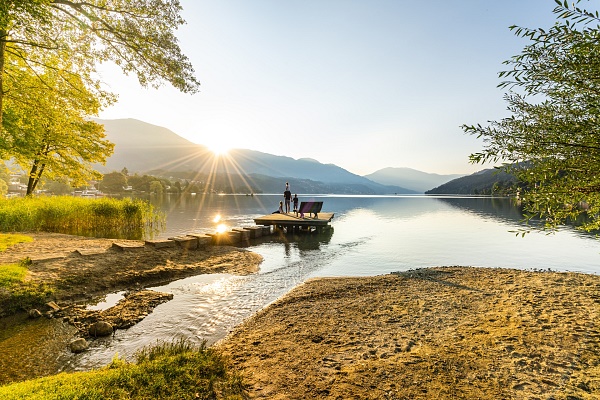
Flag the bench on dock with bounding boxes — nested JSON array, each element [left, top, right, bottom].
[[298, 201, 323, 218]]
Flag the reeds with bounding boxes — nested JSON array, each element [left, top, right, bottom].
[[0, 196, 164, 239]]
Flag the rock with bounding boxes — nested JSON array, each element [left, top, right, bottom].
[[111, 242, 144, 251], [69, 338, 89, 353], [144, 239, 177, 249], [89, 321, 113, 337], [46, 301, 61, 312], [28, 309, 42, 319]]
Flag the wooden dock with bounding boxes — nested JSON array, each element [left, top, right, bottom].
[[254, 212, 334, 232]]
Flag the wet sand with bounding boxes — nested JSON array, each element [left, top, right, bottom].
[[0, 233, 264, 384], [218, 267, 600, 399]]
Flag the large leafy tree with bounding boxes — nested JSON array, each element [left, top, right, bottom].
[[1, 0, 198, 193], [4, 55, 114, 195], [463, 0, 600, 232]]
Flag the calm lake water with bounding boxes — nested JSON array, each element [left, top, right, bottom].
[[5, 194, 600, 380], [155, 194, 600, 273]]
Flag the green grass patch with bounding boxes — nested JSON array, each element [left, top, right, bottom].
[[0, 282, 52, 316], [0, 262, 28, 288], [0, 258, 51, 316], [0, 196, 164, 239], [0, 233, 33, 252], [0, 340, 246, 400]]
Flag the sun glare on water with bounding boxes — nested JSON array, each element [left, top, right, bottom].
[[216, 223, 228, 233], [213, 215, 228, 233]]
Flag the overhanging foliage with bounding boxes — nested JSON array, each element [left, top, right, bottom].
[[464, 0, 600, 232]]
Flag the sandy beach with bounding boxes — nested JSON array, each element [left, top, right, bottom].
[[217, 267, 600, 399]]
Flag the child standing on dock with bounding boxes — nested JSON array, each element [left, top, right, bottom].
[[293, 194, 299, 216]]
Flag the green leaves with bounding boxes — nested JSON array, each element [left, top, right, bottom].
[[1, 1, 199, 194], [465, 1, 600, 232]]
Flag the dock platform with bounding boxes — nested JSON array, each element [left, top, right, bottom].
[[254, 212, 334, 232]]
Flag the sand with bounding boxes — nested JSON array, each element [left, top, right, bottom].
[[0, 232, 262, 305], [217, 267, 600, 399]]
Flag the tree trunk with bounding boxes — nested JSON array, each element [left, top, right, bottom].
[[26, 160, 45, 196], [0, 29, 6, 131]]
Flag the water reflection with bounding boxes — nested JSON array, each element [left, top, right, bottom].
[[151, 193, 275, 238], [437, 196, 524, 224]]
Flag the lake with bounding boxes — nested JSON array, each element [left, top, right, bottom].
[[31, 195, 600, 373], [156, 194, 600, 274]]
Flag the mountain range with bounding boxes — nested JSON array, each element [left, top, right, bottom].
[[97, 118, 466, 194], [365, 167, 464, 194]]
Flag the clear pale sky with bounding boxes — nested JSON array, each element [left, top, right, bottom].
[[98, 0, 558, 176]]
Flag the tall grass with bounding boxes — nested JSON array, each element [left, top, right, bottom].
[[0, 340, 247, 400], [0, 196, 164, 239]]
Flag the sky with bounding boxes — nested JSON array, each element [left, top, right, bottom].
[[98, 0, 560, 176]]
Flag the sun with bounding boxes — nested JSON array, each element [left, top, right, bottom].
[[207, 142, 230, 156]]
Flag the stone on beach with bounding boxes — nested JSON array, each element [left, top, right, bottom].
[[69, 338, 89, 353], [89, 321, 113, 337]]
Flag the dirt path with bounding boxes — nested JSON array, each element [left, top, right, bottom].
[[218, 267, 600, 399]]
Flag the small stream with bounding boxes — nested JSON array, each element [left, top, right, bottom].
[[0, 229, 343, 383], [65, 230, 342, 372]]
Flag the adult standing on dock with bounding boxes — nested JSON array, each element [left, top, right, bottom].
[[284, 183, 292, 214]]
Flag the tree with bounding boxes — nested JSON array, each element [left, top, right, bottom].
[[100, 171, 127, 193], [45, 180, 73, 195], [1, 0, 199, 135], [149, 180, 164, 195], [4, 55, 114, 195], [463, 0, 600, 232]]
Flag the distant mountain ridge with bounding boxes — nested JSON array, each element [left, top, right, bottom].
[[426, 168, 517, 195], [97, 118, 417, 194], [365, 167, 464, 193]]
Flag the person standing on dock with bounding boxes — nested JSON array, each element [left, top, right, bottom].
[[293, 194, 299, 216], [283, 183, 292, 214]]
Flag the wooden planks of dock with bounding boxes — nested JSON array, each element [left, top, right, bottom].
[[253, 212, 334, 232]]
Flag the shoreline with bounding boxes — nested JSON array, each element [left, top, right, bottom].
[[0, 232, 262, 305], [1, 235, 600, 398], [0, 233, 263, 384], [217, 266, 600, 399]]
